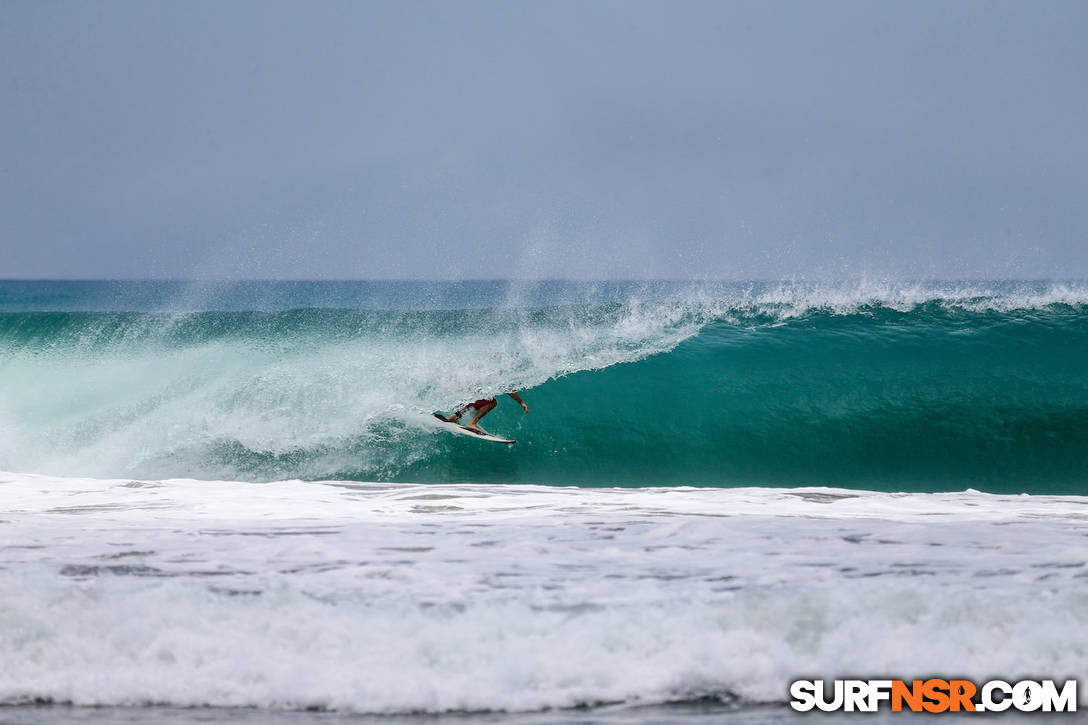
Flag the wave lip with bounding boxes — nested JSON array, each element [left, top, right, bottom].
[[1, 473, 1086, 713], [734, 279, 1088, 316]]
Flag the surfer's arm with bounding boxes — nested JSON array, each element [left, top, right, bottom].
[[507, 391, 529, 414]]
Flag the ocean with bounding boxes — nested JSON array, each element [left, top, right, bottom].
[[1, 280, 1085, 723]]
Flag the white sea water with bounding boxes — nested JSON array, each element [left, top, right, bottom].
[[1, 471, 1085, 716]]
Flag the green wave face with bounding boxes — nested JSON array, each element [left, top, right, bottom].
[[434, 306, 1088, 493], [1, 282, 1086, 493]]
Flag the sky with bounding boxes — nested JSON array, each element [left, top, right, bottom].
[[2, 0, 1086, 280]]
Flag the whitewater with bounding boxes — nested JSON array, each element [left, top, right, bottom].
[[1, 280, 1086, 722], [3, 473, 1086, 716]]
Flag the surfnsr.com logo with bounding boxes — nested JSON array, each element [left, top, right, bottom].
[[790, 679, 1078, 713]]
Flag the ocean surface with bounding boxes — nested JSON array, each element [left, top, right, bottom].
[[1, 279, 1087, 492], [1, 280, 1086, 723]]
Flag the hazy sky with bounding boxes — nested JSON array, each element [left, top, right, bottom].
[[2, 0, 1086, 280]]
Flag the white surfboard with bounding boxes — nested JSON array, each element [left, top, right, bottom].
[[433, 413, 515, 444]]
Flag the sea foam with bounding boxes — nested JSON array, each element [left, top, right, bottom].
[[1, 472, 1085, 713]]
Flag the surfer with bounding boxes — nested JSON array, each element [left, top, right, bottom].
[[439, 392, 529, 433]]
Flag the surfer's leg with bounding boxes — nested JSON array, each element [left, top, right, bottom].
[[447, 404, 470, 422], [465, 400, 496, 432]]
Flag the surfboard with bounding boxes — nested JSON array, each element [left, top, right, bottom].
[[433, 413, 516, 444]]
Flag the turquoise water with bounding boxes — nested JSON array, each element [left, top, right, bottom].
[[1, 280, 1085, 493]]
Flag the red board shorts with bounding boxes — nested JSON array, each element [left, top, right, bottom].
[[471, 398, 497, 410]]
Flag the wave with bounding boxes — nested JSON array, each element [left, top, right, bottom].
[[1, 281, 1086, 492]]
